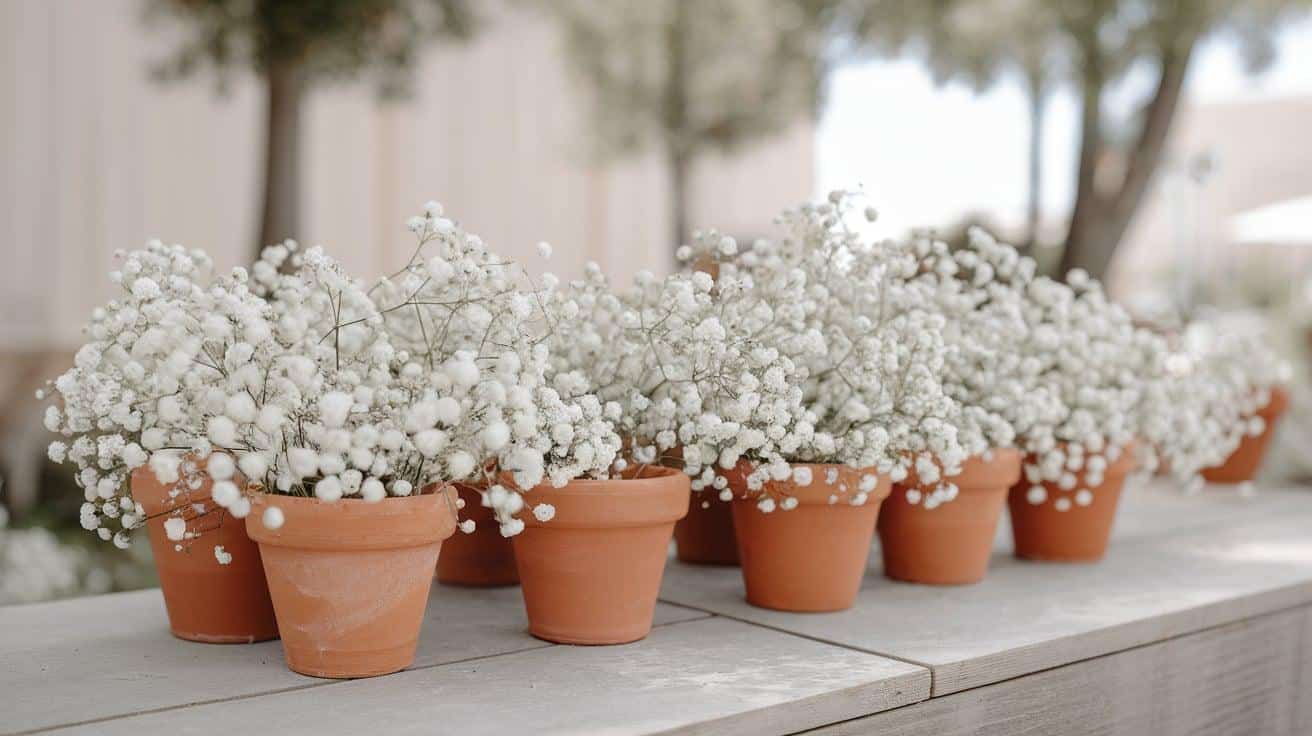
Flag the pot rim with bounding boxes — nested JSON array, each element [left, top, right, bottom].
[[902, 448, 1023, 492], [514, 466, 691, 529], [1021, 442, 1138, 480], [722, 461, 892, 507], [246, 486, 457, 551]]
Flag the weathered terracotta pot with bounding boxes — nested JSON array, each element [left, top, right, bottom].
[[1202, 386, 1290, 484], [879, 449, 1022, 585], [511, 466, 690, 645], [1007, 446, 1136, 562], [673, 494, 739, 565], [247, 488, 457, 678], [130, 465, 278, 644], [437, 483, 518, 586], [730, 463, 891, 612]]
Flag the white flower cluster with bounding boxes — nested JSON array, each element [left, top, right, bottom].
[[44, 202, 622, 550], [1004, 260, 1166, 508], [1139, 312, 1292, 489], [677, 193, 974, 504], [543, 257, 817, 504], [373, 202, 620, 534], [43, 192, 1290, 553], [41, 241, 212, 548], [899, 229, 1065, 506]]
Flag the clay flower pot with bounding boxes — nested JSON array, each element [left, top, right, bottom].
[[1007, 446, 1137, 562], [730, 463, 891, 612], [437, 483, 519, 586], [878, 449, 1022, 585], [511, 466, 689, 645], [1202, 386, 1290, 484], [247, 488, 457, 678], [130, 466, 278, 644], [673, 494, 739, 565]]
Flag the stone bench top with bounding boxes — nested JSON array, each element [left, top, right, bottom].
[[4, 480, 1312, 735]]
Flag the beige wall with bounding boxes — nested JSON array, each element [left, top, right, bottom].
[[0, 0, 814, 349], [1111, 96, 1312, 300]]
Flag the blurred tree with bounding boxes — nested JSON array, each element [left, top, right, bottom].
[[149, 0, 479, 258], [837, 1, 1061, 253], [537, 0, 828, 254], [841, 0, 1309, 279]]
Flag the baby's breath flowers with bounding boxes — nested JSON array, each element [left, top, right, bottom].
[[364, 202, 621, 535], [42, 241, 215, 550], [542, 258, 817, 512], [675, 193, 975, 510], [44, 202, 625, 557], [1139, 312, 1293, 490], [896, 228, 1062, 507], [1181, 312, 1291, 425], [987, 250, 1169, 508]]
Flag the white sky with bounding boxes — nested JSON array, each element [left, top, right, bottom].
[[816, 17, 1312, 239]]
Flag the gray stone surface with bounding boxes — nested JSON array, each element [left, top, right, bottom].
[[48, 617, 930, 736], [661, 484, 1312, 695], [0, 582, 705, 733]]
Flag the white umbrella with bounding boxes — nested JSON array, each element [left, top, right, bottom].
[[1230, 195, 1312, 247]]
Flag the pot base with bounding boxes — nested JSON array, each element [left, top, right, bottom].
[[1009, 479, 1127, 562], [515, 525, 673, 645], [248, 491, 456, 679], [169, 630, 270, 645], [512, 466, 690, 646], [879, 451, 1019, 585], [281, 642, 418, 679], [527, 624, 649, 646], [731, 464, 888, 613]]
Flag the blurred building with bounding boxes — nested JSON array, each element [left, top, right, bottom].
[[1113, 96, 1312, 303], [0, 0, 814, 352]]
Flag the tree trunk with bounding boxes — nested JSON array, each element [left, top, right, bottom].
[[663, 0, 690, 262], [258, 61, 303, 259], [669, 148, 690, 256], [1023, 70, 1046, 252], [1059, 42, 1195, 281], [1059, 50, 1106, 280]]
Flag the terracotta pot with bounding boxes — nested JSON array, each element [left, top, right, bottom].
[[437, 483, 518, 586], [247, 488, 457, 678], [1007, 446, 1136, 562], [130, 465, 278, 644], [673, 494, 739, 565], [1202, 386, 1290, 484], [511, 466, 689, 645], [878, 449, 1022, 585], [730, 463, 891, 612]]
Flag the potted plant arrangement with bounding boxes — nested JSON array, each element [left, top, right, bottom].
[[43, 241, 279, 644], [1185, 315, 1292, 484], [491, 260, 723, 644], [876, 229, 1050, 584], [1001, 261, 1166, 561], [672, 194, 972, 609], [233, 206, 627, 672], [375, 212, 693, 648]]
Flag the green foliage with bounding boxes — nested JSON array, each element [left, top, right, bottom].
[[148, 0, 478, 94], [840, 0, 1310, 108], [537, 0, 827, 161]]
